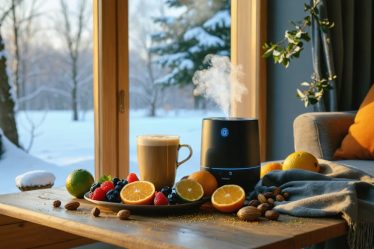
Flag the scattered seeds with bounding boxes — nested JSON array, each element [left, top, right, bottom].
[[53, 200, 61, 208]]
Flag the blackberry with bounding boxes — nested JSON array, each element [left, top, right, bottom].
[[112, 177, 119, 186], [160, 186, 172, 196], [90, 182, 101, 193]]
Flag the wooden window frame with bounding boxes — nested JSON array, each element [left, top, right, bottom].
[[93, 0, 129, 179], [93, 0, 267, 178]]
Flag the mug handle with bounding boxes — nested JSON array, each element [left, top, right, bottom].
[[177, 144, 193, 167]]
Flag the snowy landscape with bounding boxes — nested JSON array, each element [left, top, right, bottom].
[[0, 110, 222, 194]]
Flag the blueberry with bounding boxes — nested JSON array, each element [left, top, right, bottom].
[[160, 186, 172, 196], [112, 177, 119, 185], [115, 184, 123, 192], [167, 192, 178, 205], [106, 190, 121, 203], [90, 182, 101, 193]]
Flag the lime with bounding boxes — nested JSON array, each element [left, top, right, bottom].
[[175, 179, 204, 202], [66, 169, 94, 198]]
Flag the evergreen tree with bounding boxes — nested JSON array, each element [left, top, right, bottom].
[[0, 30, 19, 147], [151, 0, 230, 108]]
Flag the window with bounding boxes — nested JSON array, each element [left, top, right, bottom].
[[93, 0, 266, 179], [0, 0, 94, 194]]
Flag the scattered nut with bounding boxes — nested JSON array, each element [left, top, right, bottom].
[[64, 201, 80, 210], [117, 209, 131, 220], [91, 207, 100, 217], [257, 193, 267, 203], [263, 192, 273, 199], [265, 210, 280, 220], [257, 203, 271, 215], [237, 206, 262, 221], [276, 194, 285, 202], [247, 200, 260, 207], [282, 192, 290, 199], [53, 200, 61, 208], [267, 198, 275, 206], [273, 187, 281, 196]]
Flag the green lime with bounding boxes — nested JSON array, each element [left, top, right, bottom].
[[175, 179, 204, 202], [66, 169, 94, 198]]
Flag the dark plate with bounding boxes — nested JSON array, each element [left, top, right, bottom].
[[84, 192, 210, 215]]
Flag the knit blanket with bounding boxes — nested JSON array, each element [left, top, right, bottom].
[[253, 159, 374, 249]]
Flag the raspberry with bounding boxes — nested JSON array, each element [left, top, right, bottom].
[[126, 173, 139, 183], [91, 188, 106, 201], [100, 181, 115, 194], [154, 192, 169, 206]]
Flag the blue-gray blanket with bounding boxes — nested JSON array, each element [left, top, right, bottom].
[[253, 159, 374, 249]]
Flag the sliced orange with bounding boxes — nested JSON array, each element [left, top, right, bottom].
[[211, 185, 245, 213], [175, 179, 204, 202], [120, 181, 155, 205]]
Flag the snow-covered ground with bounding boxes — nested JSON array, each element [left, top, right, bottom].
[[0, 109, 223, 194]]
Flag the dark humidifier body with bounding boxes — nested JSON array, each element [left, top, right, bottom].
[[200, 118, 260, 192]]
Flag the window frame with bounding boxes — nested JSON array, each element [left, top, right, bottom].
[[93, 0, 267, 178]]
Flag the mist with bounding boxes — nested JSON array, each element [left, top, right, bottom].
[[192, 55, 247, 116]]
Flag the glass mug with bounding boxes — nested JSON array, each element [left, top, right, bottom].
[[137, 135, 193, 190]]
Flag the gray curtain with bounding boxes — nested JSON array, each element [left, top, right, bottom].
[[326, 0, 374, 110]]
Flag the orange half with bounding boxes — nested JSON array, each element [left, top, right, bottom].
[[120, 181, 155, 205], [211, 185, 245, 213]]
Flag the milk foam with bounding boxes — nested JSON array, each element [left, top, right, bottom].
[[137, 135, 179, 146]]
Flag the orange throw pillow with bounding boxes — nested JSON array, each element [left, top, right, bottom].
[[334, 85, 374, 159]]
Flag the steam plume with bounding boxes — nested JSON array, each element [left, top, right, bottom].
[[192, 55, 247, 116]]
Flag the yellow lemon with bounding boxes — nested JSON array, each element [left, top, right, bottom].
[[282, 151, 320, 173]]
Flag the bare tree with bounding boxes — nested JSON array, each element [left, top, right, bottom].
[[0, 5, 19, 146], [57, 0, 91, 121], [9, 0, 42, 107], [129, 0, 165, 117]]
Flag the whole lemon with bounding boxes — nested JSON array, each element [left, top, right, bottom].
[[66, 169, 94, 198], [188, 170, 218, 196], [260, 162, 282, 178], [282, 151, 320, 172]]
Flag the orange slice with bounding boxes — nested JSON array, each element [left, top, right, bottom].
[[211, 185, 245, 213], [120, 181, 155, 205], [175, 179, 204, 202]]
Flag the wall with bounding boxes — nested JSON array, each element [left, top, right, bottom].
[[266, 0, 313, 160]]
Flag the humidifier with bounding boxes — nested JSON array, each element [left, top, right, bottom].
[[200, 117, 260, 192]]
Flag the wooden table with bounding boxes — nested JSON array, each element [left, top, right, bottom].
[[0, 188, 347, 249]]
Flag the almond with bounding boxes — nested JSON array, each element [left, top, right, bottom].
[[91, 207, 100, 217], [276, 194, 285, 202], [272, 187, 281, 196], [247, 200, 260, 207], [265, 210, 280, 220], [282, 192, 290, 199], [117, 209, 131, 220], [64, 201, 80, 210], [237, 206, 262, 221], [257, 193, 267, 203], [257, 203, 271, 215], [53, 200, 61, 208]]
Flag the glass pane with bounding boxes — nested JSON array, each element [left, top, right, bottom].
[[129, 0, 230, 183], [0, 0, 93, 194]]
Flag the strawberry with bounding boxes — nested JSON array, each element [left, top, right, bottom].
[[100, 181, 115, 194], [154, 192, 169, 206], [126, 173, 139, 183], [91, 187, 106, 201]]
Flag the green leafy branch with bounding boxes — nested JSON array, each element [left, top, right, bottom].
[[296, 74, 335, 107], [262, 0, 335, 108]]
